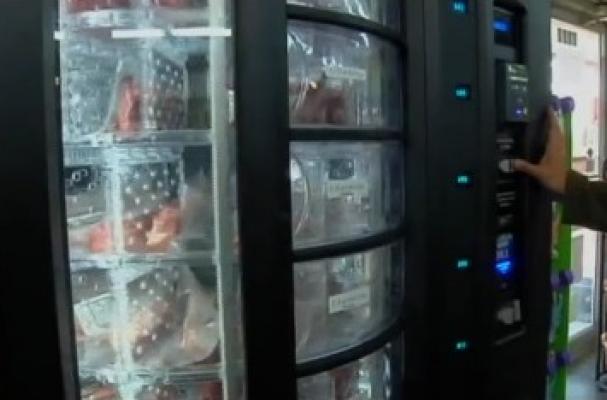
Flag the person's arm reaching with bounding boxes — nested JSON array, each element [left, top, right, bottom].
[[514, 109, 607, 231]]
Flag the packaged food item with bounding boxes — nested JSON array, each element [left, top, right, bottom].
[[62, 45, 187, 141], [80, 379, 223, 400], [72, 266, 219, 369], [294, 262, 327, 356], [66, 0, 132, 13]]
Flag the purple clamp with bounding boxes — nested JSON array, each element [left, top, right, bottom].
[[560, 97, 575, 114], [547, 354, 558, 376], [551, 273, 562, 290], [556, 351, 573, 368], [560, 271, 575, 286], [551, 95, 561, 113]]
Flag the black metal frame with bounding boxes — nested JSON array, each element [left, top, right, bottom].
[[0, 1, 77, 399], [404, 1, 552, 399], [235, 0, 297, 398], [285, 2, 408, 392]]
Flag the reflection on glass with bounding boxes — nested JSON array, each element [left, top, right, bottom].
[[288, 0, 401, 30], [291, 142, 404, 249], [568, 228, 598, 338], [294, 244, 403, 361], [298, 342, 400, 399], [58, 1, 240, 399], [288, 21, 402, 129]]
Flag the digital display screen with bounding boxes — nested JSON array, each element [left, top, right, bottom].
[[494, 8, 516, 46], [494, 19, 512, 33]]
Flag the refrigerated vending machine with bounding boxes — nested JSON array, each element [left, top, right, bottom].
[[2, 0, 406, 399], [0, 0, 552, 399]]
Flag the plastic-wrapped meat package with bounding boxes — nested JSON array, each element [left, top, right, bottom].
[[72, 265, 219, 369], [298, 362, 364, 400], [113, 51, 187, 137], [68, 160, 184, 255], [62, 44, 187, 141], [66, 0, 132, 13], [80, 379, 223, 400], [326, 253, 373, 346], [294, 262, 327, 358], [324, 153, 373, 240], [288, 24, 367, 127]]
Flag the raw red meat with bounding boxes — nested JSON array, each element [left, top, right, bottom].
[[89, 222, 113, 253], [151, 0, 191, 7], [67, 0, 131, 13], [292, 79, 346, 125], [200, 382, 223, 400], [145, 203, 182, 251], [116, 76, 142, 136], [87, 204, 182, 254]]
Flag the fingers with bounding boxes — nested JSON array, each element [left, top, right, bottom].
[[513, 159, 544, 180]]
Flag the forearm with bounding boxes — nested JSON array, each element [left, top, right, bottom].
[[562, 171, 607, 231]]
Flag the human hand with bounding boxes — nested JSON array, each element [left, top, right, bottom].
[[513, 109, 568, 194]]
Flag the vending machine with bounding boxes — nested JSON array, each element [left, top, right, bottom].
[[0, 1, 553, 399], [1, 0, 406, 399]]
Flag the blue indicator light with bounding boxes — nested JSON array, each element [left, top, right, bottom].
[[494, 19, 512, 33], [452, 1, 468, 14], [496, 259, 513, 276], [457, 259, 470, 270], [455, 85, 471, 100], [455, 340, 470, 352], [456, 174, 471, 186]]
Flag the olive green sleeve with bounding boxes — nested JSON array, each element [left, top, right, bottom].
[[562, 170, 607, 231]]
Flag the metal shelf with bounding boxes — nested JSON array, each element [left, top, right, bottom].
[[79, 362, 222, 383], [293, 224, 405, 263], [296, 316, 404, 377], [64, 129, 212, 149], [69, 250, 215, 270]]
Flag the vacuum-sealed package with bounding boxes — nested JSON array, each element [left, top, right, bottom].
[[298, 349, 390, 400], [291, 142, 403, 249], [80, 376, 223, 400], [288, 21, 402, 129], [294, 244, 401, 361], [62, 41, 188, 142], [72, 265, 219, 369], [66, 146, 214, 257]]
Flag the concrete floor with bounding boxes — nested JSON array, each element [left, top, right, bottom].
[[567, 354, 606, 400]]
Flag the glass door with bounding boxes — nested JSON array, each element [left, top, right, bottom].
[[55, 1, 242, 398], [286, 1, 405, 398], [551, 19, 602, 342]]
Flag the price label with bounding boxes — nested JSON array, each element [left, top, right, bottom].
[[329, 286, 371, 314]]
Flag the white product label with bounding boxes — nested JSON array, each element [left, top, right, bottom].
[[74, 294, 114, 336], [323, 65, 368, 82], [326, 179, 369, 202], [329, 286, 371, 314]]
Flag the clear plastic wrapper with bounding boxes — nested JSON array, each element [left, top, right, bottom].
[[288, 21, 402, 129], [62, 41, 195, 142], [287, 0, 401, 29], [66, 146, 214, 258], [64, 0, 207, 14], [291, 142, 403, 249], [80, 376, 223, 400], [298, 342, 399, 399], [72, 264, 219, 369], [294, 243, 403, 361]]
